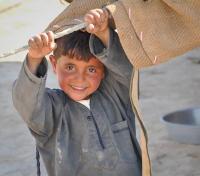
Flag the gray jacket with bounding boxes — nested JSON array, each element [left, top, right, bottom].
[[12, 29, 141, 176]]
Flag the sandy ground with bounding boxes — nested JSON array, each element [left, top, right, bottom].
[[0, 1, 200, 176]]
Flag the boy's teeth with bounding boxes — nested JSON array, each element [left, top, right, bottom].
[[71, 86, 85, 90]]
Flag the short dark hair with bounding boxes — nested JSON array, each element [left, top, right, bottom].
[[53, 30, 94, 61]]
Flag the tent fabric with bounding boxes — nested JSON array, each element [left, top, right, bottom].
[[106, 0, 200, 69], [45, 1, 200, 176], [46, 0, 112, 33]]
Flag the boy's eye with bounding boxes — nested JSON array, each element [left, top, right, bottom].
[[88, 66, 96, 73], [66, 64, 75, 71]]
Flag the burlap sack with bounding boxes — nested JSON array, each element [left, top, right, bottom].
[[45, 1, 200, 176]]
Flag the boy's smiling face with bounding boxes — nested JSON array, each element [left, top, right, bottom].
[[50, 55, 105, 101]]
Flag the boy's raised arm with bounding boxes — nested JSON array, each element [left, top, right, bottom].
[[85, 9, 133, 87], [12, 32, 58, 143]]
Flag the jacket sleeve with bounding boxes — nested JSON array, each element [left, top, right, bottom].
[[12, 57, 58, 143], [89, 28, 133, 88]]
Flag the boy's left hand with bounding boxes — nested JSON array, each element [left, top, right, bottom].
[[84, 8, 109, 46], [84, 8, 109, 34]]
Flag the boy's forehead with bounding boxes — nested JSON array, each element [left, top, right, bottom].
[[59, 55, 104, 66]]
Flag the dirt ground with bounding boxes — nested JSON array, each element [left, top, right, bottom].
[[0, 1, 200, 176]]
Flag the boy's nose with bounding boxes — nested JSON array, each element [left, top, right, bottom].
[[75, 72, 86, 82]]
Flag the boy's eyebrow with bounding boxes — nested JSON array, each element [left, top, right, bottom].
[[92, 66, 104, 70], [63, 62, 76, 66], [64, 62, 75, 64], [87, 64, 104, 68]]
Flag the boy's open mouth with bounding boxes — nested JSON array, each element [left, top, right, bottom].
[[70, 85, 87, 91]]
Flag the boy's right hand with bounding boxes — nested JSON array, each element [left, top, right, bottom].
[[27, 31, 56, 74]]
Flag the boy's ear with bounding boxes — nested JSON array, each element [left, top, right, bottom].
[[49, 55, 57, 74]]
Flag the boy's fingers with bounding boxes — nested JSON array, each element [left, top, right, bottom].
[[47, 31, 55, 43], [33, 35, 43, 48], [102, 8, 109, 21], [84, 14, 97, 33], [90, 9, 108, 24], [95, 9, 106, 22], [40, 33, 49, 46], [87, 24, 95, 33], [98, 9, 109, 25], [28, 38, 38, 49], [50, 42, 57, 50], [47, 31, 57, 50], [91, 9, 101, 18], [89, 10, 101, 24], [85, 9, 109, 33], [84, 8, 109, 34], [84, 14, 96, 25]]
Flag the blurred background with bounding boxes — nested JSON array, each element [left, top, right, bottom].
[[0, 1, 200, 176]]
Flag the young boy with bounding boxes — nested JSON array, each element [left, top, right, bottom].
[[12, 9, 141, 176]]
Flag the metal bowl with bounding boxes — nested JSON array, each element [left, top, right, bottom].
[[161, 108, 200, 144]]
